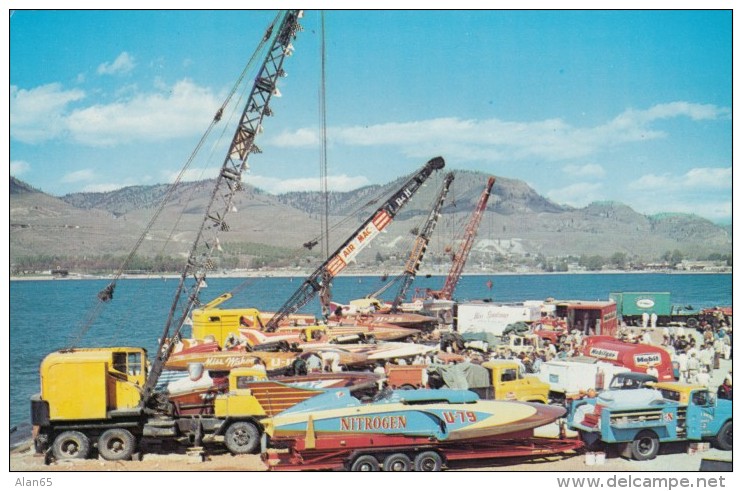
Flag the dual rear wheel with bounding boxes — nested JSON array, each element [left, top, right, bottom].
[[51, 428, 137, 461]]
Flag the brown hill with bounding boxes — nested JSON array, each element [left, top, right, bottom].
[[9, 172, 731, 272]]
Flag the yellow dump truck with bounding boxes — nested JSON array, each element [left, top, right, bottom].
[[386, 359, 549, 403], [30, 348, 322, 461]]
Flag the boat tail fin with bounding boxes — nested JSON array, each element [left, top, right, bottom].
[[305, 415, 316, 449]]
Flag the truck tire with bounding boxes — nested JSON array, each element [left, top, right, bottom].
[[686, 317, 698, 329], [350, 454, 379, 471], [52, 431, 90, 460], [414, 451, 443, 471], [713, 421, 732, 451], [630, 431, 659, 460], [224, 421, 260, 455], [383, 453, 412, 471], [98, 428, 136, 461]]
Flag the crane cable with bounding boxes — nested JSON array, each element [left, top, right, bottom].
[[67, 13, 281, 348]]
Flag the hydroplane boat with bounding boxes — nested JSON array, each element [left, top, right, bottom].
[[263, 387, 566, 444]]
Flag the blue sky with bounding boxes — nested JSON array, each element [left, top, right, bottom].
[[9, 9, 732, 223]]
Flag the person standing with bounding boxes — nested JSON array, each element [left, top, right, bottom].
[[696, 367, 711, 390], [687, 352, 700, 384], [642, 312, 650, 328], [650, 312, 658, 329], [676, 350, 688, 383], [699, 343, 714, 374]]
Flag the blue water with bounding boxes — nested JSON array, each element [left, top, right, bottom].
[[9, 273, 731, 428]]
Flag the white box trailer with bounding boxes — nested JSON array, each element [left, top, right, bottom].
[[455, 302, 541, 337], [536, 356, 630, 401]]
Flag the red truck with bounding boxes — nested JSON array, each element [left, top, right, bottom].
[[580, 336, 676, 382]]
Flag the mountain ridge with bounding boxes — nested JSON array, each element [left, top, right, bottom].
[[10, 172, 731, 271]]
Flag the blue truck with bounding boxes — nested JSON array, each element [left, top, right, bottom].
[[568, 382, 732, 460]]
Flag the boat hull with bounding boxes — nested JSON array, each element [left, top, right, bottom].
[[165, 350, 298, 371], [264, 389, 565, 445]]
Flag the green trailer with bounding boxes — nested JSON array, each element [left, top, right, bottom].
[[609, 292, 700, 328]]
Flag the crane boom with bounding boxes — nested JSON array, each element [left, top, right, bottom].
[[142, 10, 303, 403], [432, 176, 495, 301], [265, 157, 446, 332], [389, 172, 455, 313]]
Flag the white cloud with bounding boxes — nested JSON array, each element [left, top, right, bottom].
[[270, 128, 319, 147], [562, 163, 605, 178], [10, 83, 85, 143], [632, 167, 731, 191], [62, 169, 95, 183], [269, 102, 729, 164], [161, 167, 221, 184], [65, 79, 220, 146], [546, 182, 605, 208], [630, 196, 732, 223], [248, 174, 371, 194], [97, 52, 136, 75], [10, 160, 30, 175], [11, 79, 220, 147]]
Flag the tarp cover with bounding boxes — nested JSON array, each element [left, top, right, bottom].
[[428, 361, 491, 389], [502, 321, 531, 336], [460, 331, 500, 346]]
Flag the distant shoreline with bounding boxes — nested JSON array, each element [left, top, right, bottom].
[[10, 269, 732, 281]]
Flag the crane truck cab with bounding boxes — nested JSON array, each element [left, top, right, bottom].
[[31, 347, 148, 460]]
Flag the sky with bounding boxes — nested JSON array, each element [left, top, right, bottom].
[[8, 9, 733, 224]]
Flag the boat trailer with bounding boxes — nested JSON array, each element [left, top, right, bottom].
[[262, 434, 584, 471]]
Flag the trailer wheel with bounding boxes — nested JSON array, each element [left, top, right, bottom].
[[414, 451, 443, 471], [350, 454, 380, 471], [98, 428, 136, 461], [383, 453, 412, 471], [713, 420, 732, 451], [630, 431, 659, 460], [52, 431, 90, 460], [224, 421, 260, 454]]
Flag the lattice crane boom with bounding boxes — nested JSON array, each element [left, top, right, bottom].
[[389, 172, 455, 313], [264, 157, 446, 332], [432, 176, 495, 301]]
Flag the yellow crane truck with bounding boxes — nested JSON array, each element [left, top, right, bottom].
[[30, 347, 321, 461]]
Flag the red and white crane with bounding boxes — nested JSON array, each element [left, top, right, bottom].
[[428, 176, 495, 300]]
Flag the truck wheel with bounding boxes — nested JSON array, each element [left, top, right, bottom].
[[630, 431, 659, 460], [98, 428, 136, 461], [350, 454, 380, 471], [224, 421, 260, 454], [399, 384, 417, 390], [686, 317, 698, 329], [383, 453, 412, 471], [52, 431, 90, 460], [414, 451, 443, 471], [714, 421, 732, 451]]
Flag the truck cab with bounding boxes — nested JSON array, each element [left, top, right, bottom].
[[480, 360, 549, 403], [495, 334, 538, 356], [568, 382, 733, 460], [191, 294, 322, 347], [33, 347, 147, 424], [386, 360, 549, 403], [607, 372, 658, 390]]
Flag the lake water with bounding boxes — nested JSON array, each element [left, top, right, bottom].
[[9, 272, 732, 428]]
